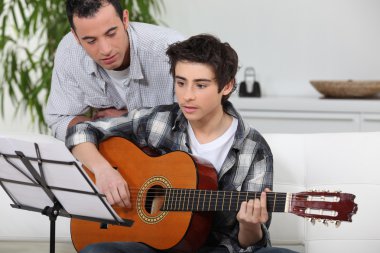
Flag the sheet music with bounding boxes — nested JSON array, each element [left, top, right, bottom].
[[0, 155, 35, 183], [0, 133, 124, 223], [3, 182, 54, 209], [53, 190, 121, 221], [0, 133, 78, 162]]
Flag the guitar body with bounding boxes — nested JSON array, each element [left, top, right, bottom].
[[70, 137, 218, 253], [70, 137, 359, 252]]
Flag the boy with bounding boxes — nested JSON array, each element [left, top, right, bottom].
[[66, 34, 297, 253]]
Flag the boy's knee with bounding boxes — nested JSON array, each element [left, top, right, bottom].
[[79, 244, 105, 253]]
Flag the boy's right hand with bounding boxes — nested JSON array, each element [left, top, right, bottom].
[[94, 166, 131, 208]]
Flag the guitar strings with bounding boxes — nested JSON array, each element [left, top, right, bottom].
[[101, 188, 315, 205], [98, 187, 345, 207], [120, 188, 344, 201]]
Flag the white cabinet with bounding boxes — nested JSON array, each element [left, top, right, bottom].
[[361, 113, 380, 131], [239, 110, 360, 133], [229, 96, 380, 133]]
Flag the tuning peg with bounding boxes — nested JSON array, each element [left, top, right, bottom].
[[323, 219, 329, 226], [335, 221, 341, 228], [309, 218, 316, 225]]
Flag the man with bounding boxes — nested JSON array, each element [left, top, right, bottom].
[[45, 0, 184, 141], [66, 34, 297, 253]]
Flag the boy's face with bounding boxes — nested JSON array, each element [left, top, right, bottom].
[[72, 4, 130, 71], [174, 61, 233, 124]]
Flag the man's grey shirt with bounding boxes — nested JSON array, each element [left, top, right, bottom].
[[45, 22, 184, 140]]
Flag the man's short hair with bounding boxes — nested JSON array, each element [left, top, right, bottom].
[[166, 34, 238, 102], [66, 0, 123, 30]]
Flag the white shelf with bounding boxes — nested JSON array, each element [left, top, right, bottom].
[[229, 96, 380, 133], [229, 96, 380, 113]]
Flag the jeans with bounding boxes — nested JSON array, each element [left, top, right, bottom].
[[80, 242, 298, 253]]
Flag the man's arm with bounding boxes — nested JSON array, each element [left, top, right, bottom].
[[44, 56, 89, 141], [92, 108, 129, 120], [68, 116, 91, 128], [67, 107, 129, 129]]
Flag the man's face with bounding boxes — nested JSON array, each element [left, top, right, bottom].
[[72, 4, 130, 70], [174, 61, 232, 124]]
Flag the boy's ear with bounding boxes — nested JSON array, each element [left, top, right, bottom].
[[222, 79, 235, 95]]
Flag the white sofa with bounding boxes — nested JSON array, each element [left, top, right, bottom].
[[1, 132, 379, 253], [266, 132, 380, 253]]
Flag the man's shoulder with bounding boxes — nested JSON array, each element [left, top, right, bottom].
[[130, 22, 184, 39], [54, 32, 87, 66], [129, 22, 184, 51]]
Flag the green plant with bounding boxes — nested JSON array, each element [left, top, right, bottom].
[[0, 0, 164, 132]]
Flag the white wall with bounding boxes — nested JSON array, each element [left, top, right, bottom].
[[162, 0, 380, 96], [2, 0, 380, 132]]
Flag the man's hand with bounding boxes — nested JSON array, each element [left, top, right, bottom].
[[93, 108, 128, 120], [67, 108, 128, 129], [68, 115, 92, 128], [94, 166, 131, 208]]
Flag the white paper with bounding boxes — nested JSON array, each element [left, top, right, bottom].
[[0, 133, 123, 224], [0, 156, 35, 183], [3, 182, 53, 209], [53, 190, 123, 222]]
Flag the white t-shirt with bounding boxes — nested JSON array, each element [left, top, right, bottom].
[[187, 117, 238, 173], [105, 68, 130, 104]]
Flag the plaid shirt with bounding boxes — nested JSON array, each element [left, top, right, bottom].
[[66, 101, 273, 252], [45, 22, 184, 141]]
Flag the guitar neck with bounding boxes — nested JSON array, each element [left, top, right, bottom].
[[161, 189, 290, 213]]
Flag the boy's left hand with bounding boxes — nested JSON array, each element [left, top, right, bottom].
[[237, 188, 270, 228]]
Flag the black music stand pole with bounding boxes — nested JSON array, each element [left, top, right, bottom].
[[42, 202, 61, 253]]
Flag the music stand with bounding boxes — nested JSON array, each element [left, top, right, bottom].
[[0, 134, 134, 253]]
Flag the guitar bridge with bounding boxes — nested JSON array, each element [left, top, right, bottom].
[[100, 222, 108, 229]]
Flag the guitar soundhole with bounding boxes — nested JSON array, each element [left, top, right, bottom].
[[137, 176, 170, 224], [145, 185, 164, 215]]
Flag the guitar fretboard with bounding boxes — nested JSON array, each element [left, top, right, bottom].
[[161, 189, 289, 212]]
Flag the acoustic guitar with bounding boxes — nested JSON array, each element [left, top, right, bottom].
[[71, 137, 358, 253]]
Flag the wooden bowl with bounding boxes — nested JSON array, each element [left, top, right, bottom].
[[310, 80, 380, 98]]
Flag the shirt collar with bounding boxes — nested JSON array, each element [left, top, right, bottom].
[[223, 101, 249, 150], [127, 24, 144, 80], [172, 104, 187, 132], [171, 101, 249, 150], [84, 54, 98, 75]]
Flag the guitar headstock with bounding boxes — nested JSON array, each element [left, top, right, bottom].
[[289, 191, 358, 226]]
